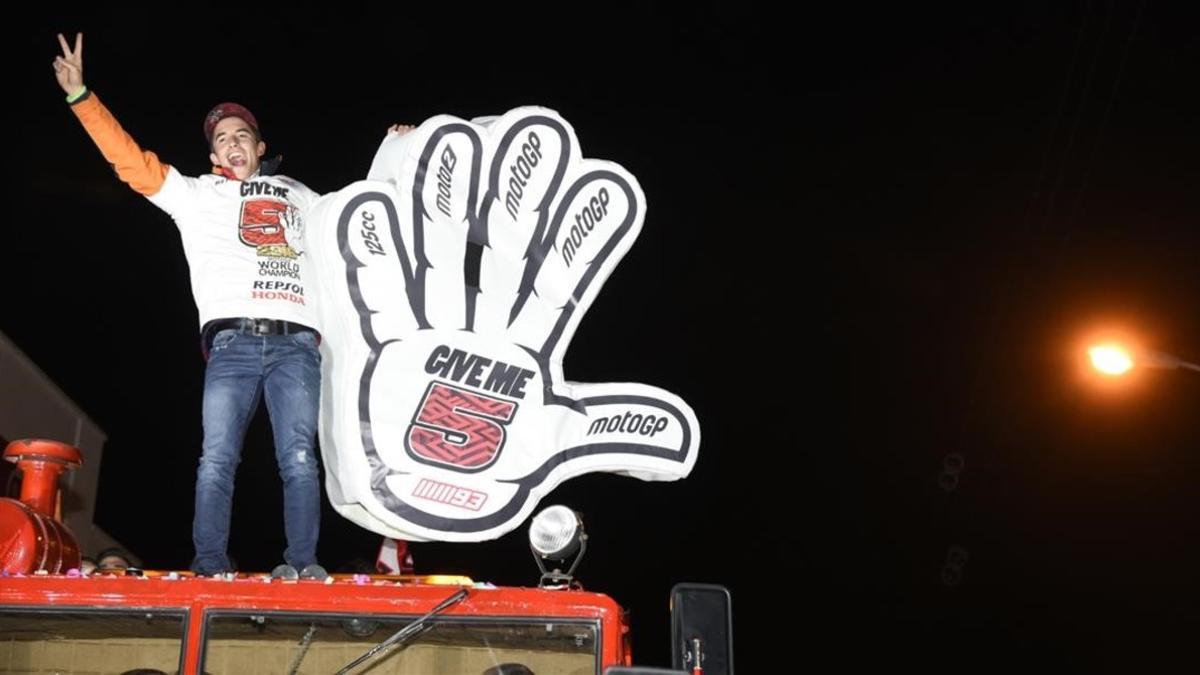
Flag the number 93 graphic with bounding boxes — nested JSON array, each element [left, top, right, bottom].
[[307, 107, 699, 542]]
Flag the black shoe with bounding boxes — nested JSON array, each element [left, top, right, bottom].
[[271, 563, 299, 580], [299, 563, 328, 581], [193, 568, 233, 578]]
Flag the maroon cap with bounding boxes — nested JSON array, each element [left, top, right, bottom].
[[203, 102, 259, 143]]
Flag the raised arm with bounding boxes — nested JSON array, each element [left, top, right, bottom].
[[54, 32, 170, 196]]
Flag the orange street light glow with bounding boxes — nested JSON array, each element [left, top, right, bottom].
[[1089, 345, 1134, 375]]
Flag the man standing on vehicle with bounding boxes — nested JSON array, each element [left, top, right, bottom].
[[54, 32, 323, 577]]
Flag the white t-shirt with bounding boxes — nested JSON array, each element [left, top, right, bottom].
[[148, 168, 321, 329]]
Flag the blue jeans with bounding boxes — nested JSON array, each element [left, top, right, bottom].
[[191, 328, 322, 574]]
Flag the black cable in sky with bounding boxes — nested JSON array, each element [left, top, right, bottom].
[[1068, 0, 1147, 229]]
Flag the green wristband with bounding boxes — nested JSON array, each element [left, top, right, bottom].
[[65, 86, 88, 103]]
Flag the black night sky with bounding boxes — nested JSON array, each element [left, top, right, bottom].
[[8, 2, 1200, 670]]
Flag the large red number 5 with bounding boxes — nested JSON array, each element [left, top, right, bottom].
[[405, 382, 517, 472], [239, 199, 288, 247]]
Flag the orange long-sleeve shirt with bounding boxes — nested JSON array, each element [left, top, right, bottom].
[[70, 92, 170, 196]]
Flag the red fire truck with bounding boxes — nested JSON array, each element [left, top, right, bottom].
[[0, 439, 732, 675]]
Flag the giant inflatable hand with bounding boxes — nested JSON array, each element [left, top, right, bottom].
[[307, 108, 698, 541]]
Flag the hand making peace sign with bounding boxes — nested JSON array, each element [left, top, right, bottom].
[[53, 32, 85, 98]]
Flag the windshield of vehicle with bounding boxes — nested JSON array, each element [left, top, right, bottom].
[[202, 612, 598, 675], [0, 608, 186, 674]]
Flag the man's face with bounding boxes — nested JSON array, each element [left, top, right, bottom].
[[209, 116, 265, 180]]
